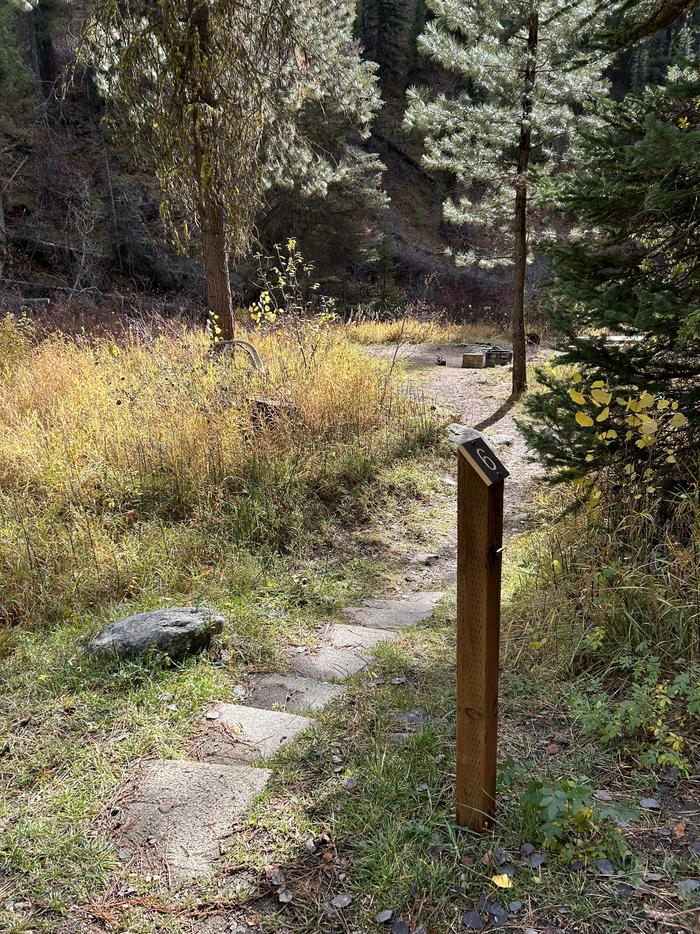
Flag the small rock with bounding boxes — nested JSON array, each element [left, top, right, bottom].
[[342, 777, 358, 791], [676, 879, 700, 896], [520, 842, 535, 858], [640, 797, 661, 810], [305, 838, 318, 855], [461, 910, 484, 930], [508, 900, 523, 912], [331, 893, 353, 909], [390, 923, 409, 934], [416, 782, 429, 792], [376, 909, 393, 923], [594, 790, 613, 802], [689, 841, 700, 855], [390, 676, 407, 685], [529, 852, 546, 868], [268, 869, 285, 886], [409, 552, 440, 567], [278, 889, 293, 904], [488, 901, 509, 926], [595, 859, 616, 877], [205, 710, 220, 720], [446, 424, 486, 451]]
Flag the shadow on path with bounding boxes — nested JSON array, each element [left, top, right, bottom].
[[473, 395, 517, 432]]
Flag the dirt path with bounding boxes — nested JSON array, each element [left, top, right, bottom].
[[363, 341, 546, 591]]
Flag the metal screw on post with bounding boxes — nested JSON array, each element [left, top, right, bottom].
[[456, 437, 508, 832]]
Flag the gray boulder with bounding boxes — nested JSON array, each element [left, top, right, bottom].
[[446, 423, 486, 451], [88, 607, 224, 660]]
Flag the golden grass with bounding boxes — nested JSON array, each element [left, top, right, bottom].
[[343, 317, 504, 346], [0, 315, 437, 630]]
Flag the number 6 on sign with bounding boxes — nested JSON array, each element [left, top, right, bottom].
[[456, 437, 508, 831]]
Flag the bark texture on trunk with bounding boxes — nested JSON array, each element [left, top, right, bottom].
[[188, 0, 235, 341], [511, 8, 538, 399], [200, 202, 234, 340]]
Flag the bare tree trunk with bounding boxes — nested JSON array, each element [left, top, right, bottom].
[[188, 0, 235, 341], [511, 7, 538, 399], [200, 201, 234, 340]]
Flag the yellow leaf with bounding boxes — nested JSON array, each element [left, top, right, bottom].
[[596, 406, 610, 422], [616, 397, 628, 407], [491, 874, 513, 889], [572, 372, 582, 383], [591, 380, 605, 388], [669, 412, 688, 428], [529, 638, 547, 650], [591, 388, 612, 406], [657, 399, 670, 411], [606, 430, 618, 439], [569, 390, 586, 405], [585, 454, 594, 462], [666, 454, 677, 464], [575, 412, 594, 427], [639, 417, 658, 435], [639, 391, 655, 409]]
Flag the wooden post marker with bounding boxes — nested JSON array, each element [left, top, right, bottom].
[[456, 436, 508, 832]]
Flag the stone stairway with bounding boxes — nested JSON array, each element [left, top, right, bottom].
[[111, 591, 444, 884]]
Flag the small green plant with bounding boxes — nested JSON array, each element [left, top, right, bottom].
[[520, 775, 631, 864], [569, 655, 700, 775]]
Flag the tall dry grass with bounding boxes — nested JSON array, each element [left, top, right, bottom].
[[504, 489, 700, 672], [0, 315, 437, 631], [343, 318, 504, 346]]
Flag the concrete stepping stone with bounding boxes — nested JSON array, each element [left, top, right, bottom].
[[241, 673, 347, 713], [112, 759, 270, 884], [288, 644, 369, 682], [287, 624, 396, 682], [193, 703, 314, 765], [344, 591, 444, 630]]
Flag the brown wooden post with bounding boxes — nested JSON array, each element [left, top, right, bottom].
[[456, 437, 508, 831]]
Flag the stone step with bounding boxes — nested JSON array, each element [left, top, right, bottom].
[[112, 758, 271, 884], [344, 591, 445, 630], [240, 672, 347, 713], [193, 703, 314, 765], [287, 623, 397, 682]]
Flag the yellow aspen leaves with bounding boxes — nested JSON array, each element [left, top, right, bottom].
[[596, 406, 610, 422], [657, 399, 670, 411], [591, 388, 612, 406], [569, 390, 586, 405], [576, 411, 594, 427], [669, 412, 687, 428], [638, 390, 655, 409], [491, 875, 513, 889], [572, 372, 583, 383]]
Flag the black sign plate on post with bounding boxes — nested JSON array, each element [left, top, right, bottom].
[[458, 437, 510, 486]]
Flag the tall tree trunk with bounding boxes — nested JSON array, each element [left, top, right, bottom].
[[188, 0, 235, 341], [511, 7, 538, 398], [200, 201, 234, 340]]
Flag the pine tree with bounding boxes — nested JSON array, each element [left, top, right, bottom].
[[85, 0, 381, 340], [404, 0, 608, 396], [522, 69, 700, 484]]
